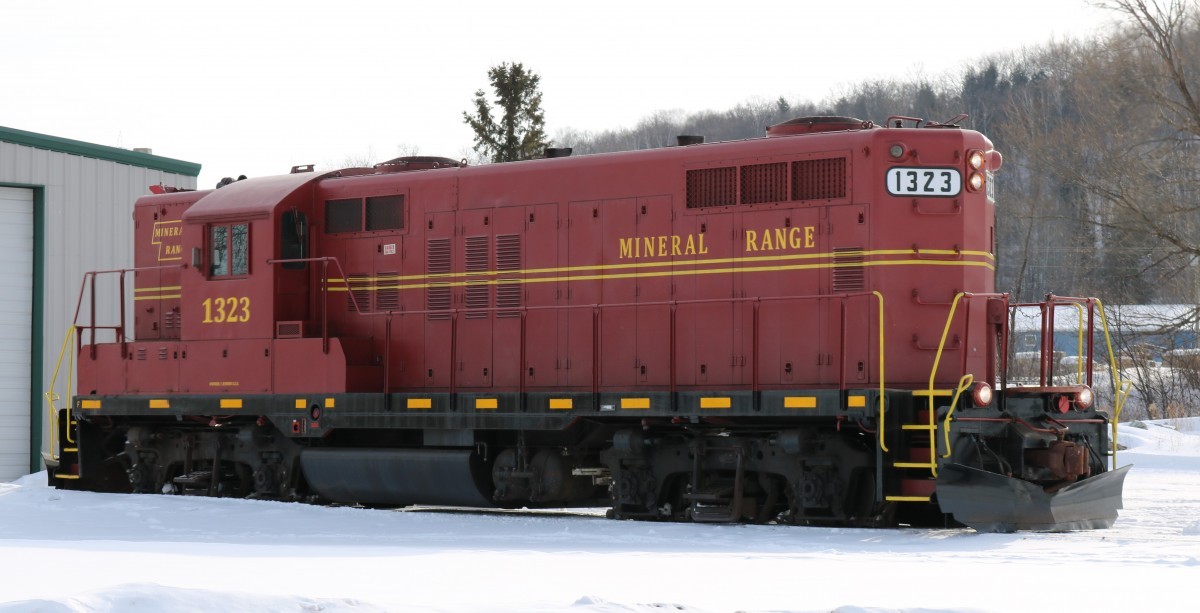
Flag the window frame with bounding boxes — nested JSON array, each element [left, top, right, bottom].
[[209, 221, 251, 279]]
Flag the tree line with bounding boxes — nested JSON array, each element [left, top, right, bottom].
[[506, 1, 1197, 312]]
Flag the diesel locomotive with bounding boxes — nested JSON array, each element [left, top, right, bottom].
[[45, 115, 1130, 531]]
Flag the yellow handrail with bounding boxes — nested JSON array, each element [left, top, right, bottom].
[[1112, 380, 1131, 469], [43, 325, 77, 462], [1094, 299, 1125, 470], [874, 291, 887, 452], [941, 374, 974, 458], [1069, 302, 1085, 383], [928, 293, 965, 392]]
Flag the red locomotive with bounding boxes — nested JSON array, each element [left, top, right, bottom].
[[47, 115, 1129, 531]]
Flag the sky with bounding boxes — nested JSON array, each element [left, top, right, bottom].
[[1, 417, 1197, 611], [3, 0, 1121, 189]]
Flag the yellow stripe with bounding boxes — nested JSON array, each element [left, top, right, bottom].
[[549, 398, 573, 410], [700, 397, 730, 409], [295, 399, 307, 409], [326, 247, 993, 292], [325, 248, 994, 286], [133, 294, 181, 301], [475, 398, 498, 410], [621, 397, 650, 410], [134, 286, 182, 293], [149, 399, 170, 409], [407, 398, 432, 409], [885, 496, 931, 502], [220, 398, 243, 409], [848, 395, 866, 408], [324, 398, 335, 408], [55, 474, 81, 480], [80, 400, 101, 409], [784, 396, 817, 409]]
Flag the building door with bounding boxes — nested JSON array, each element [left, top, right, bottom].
[[0, 186, 33, 481]]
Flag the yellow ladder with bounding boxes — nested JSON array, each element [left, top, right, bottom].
[[885, 374, 973, 503]]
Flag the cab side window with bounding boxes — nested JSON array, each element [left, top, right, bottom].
[[210, 223, 249, 277]]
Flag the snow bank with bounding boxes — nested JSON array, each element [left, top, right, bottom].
[[0, 583, 387, 613]]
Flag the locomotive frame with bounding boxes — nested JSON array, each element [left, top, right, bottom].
[[44, 115, 1130, 531]]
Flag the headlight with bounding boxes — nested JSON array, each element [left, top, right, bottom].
[[889, 144, 906, 159], [967, 150, 985, 169], [1075, 386, 1094, 410], [972, 382, 994, 406], [968, 172, 984, 191]]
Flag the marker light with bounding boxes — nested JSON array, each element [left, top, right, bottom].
[[972, 382, 994, 406], [1075, 386, 1094, 410], [967, 150, 985, 169], [889, 144, 906, 159]]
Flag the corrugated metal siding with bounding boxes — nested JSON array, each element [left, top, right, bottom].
[[0, 139, 197, 475]]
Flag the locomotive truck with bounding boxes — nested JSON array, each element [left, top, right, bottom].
[[45, 115, 1130, 531]]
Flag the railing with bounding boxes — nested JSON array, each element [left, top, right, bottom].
[[43, 325, 77, 466], [925, 293, 1128, 469], [72, 265, 184, 360]]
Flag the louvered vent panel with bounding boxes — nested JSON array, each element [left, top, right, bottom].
[[464, 235, 490, 319], [346, 274, 371, 312], [376, 271, 399, 311], [832, 247, 866, 293], [495, 234, 521, 317], [426, 238, 451, 320], [686, 167, 737, 208], [740, 162, 788, 204], [793, 158, 847, 201]]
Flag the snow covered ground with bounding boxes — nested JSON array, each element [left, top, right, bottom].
[[2, 420, 1198, 613]]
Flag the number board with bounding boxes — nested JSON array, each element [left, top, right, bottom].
[[885, 167, 961, 197]]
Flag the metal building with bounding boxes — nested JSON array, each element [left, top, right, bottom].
[[0, 126, 200, 482]]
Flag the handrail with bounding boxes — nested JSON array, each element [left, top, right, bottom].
[[1112, 380, 1132, 469], [1094, 299, 1125, 470], [941, 374, 974, 458], [43, 325, 77, 463], [873, 291, 887, 452], [928, 293, 966, 393]]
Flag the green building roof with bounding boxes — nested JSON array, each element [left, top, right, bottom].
[[0, 125, 201, 177]]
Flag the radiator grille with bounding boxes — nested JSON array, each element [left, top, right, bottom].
[[740, 162, 788, 204], [793, 158, 846, 201], [686, 167, 737, 208]]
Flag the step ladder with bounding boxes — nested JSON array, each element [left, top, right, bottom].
[[885, 375, 974, 504]]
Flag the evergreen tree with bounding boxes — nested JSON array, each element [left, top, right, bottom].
[[463, 62, 548, 163]]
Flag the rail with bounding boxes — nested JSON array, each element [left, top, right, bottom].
[[43, 325, 77, 465], [71, 264, 185, 359], [929, 295, 1125, 468]]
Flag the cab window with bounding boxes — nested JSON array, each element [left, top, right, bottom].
[[210, 223, 249, 277]]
